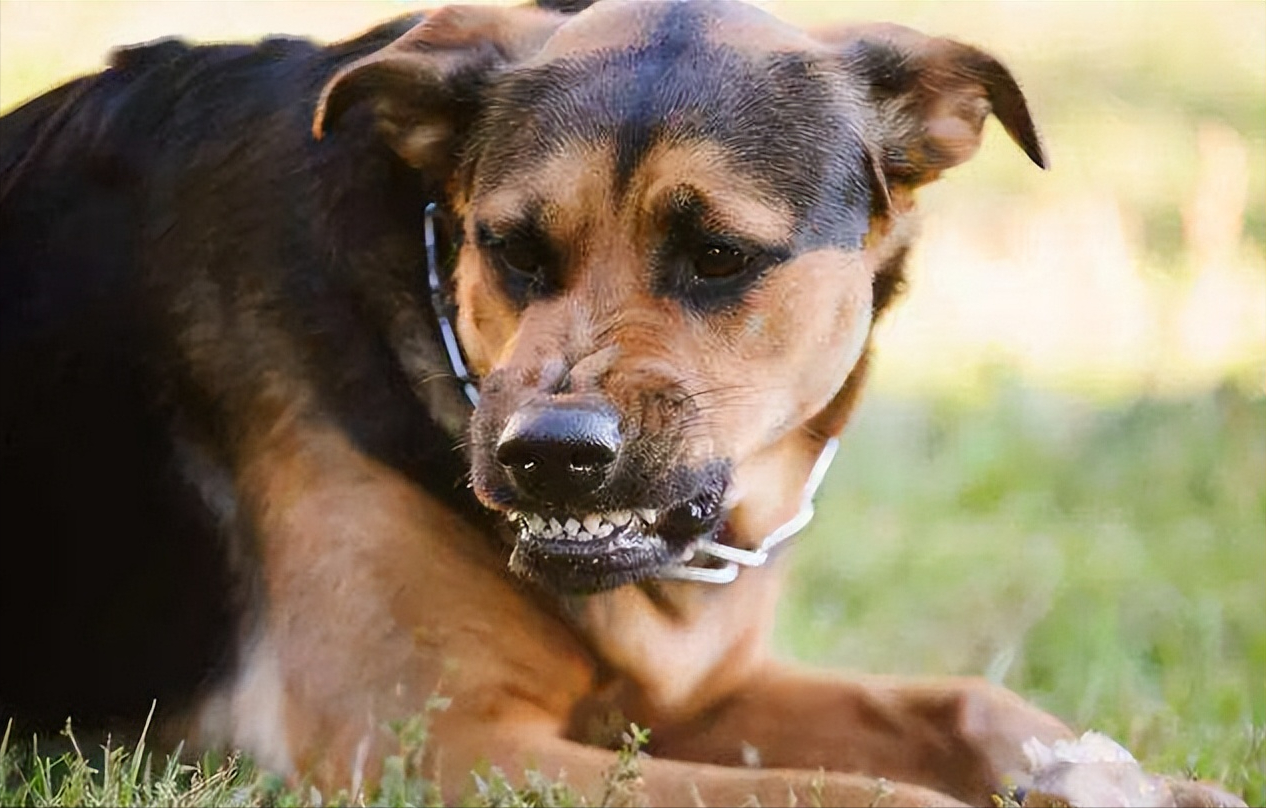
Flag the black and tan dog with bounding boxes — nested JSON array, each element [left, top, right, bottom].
[[0, 2, 1244, 806]]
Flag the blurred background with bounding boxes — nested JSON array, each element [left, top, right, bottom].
[[2, 0, 1263, 801]]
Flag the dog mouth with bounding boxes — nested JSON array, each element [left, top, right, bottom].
[[504, 488, 726, 595]]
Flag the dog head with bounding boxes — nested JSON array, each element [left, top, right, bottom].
[[315, 0, 1044, 594]]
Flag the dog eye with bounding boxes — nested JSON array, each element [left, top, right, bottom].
[[655, 235, 785, 313], [478, 226, 548, 281], [693, 244, 754, 280], [501, 238, 547, 279]]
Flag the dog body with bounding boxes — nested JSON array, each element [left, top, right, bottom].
[[0, 3, 1243, 806]]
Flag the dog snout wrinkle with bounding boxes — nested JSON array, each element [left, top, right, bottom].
[[495, 400, 623, 503]]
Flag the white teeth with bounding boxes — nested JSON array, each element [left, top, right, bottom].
[[516, 509, 659, 541], [609, 510, 632, 527]]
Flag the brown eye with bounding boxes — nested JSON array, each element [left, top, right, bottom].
[[694, 244, 751, 279], [499, 236, 545, 279], [478, 225, 546, 280]]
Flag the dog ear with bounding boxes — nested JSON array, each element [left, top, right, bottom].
[[825, 23, 1046, 188], [313, 5, 568, 175]]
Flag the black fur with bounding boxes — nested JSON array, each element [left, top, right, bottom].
[[0, 15, 483, 732]]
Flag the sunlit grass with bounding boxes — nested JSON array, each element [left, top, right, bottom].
[[0, 712, 655, 807], [778, 384, 1266, 805]]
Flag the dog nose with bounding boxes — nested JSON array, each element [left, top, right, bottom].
[[495, 401, 622, 503]]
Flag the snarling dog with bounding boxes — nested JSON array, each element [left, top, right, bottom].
[[0, 1, 1244, 806]]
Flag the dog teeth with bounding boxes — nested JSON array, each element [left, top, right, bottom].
[[516, 509, 661, 541], [609, 510, 632, 527]]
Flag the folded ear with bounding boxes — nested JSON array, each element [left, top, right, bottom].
[[824, 23, 1046, 188], [313, 4, 568, 175]]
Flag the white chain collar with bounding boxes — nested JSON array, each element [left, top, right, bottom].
[[655, 437, 839, 584], [425, 203, 481, 408]]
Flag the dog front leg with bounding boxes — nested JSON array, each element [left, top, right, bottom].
[[435, 724, 970, 807], [202, 423, 526, 792], [648, 661, 1074, 806]]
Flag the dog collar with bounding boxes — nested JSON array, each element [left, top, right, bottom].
[[423, 203, 839, 586], [425, 202, 481, 408], [656, 436, 839, 584]]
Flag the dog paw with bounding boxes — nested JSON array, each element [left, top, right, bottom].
[[1011, 733, 1247, 808]]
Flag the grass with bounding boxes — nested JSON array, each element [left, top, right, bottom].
[[0, 709, 652, 807], [1, 0, 1262, 805], [778, 382, 1266, 805]]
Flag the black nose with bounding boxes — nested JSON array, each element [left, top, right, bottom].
[[495, 400, 622, 504]]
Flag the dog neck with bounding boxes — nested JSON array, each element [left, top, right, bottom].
[[560, 552, 788, 722]]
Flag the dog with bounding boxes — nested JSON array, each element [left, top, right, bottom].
[[0, 1, 1246, 805]]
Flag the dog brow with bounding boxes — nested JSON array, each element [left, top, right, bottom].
[[654, 184, 792, 247], [635, 139, 794, 244]]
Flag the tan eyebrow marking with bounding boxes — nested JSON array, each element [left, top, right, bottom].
[[473, 144, 615, 233], [635, 140, 794, 244]]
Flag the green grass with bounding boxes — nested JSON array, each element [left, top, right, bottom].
[[778, 382, 1266, 806], [0, 711, 651, 807]]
